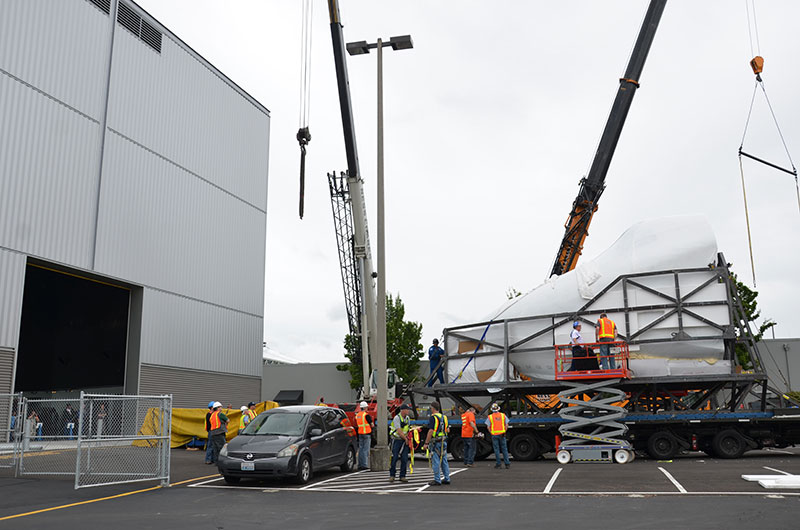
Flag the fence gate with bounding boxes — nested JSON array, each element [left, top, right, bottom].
[[75, 393, 172, 489], [0, 393, 23, 468], [15, 393, 172, 489]]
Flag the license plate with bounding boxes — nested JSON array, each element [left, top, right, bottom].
[[240, 461, 255, 471]]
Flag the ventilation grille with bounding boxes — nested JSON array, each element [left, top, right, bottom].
[[117, 1, 162, 54], [88, 0, 111, 14]]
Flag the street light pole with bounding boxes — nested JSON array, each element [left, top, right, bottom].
[[347, 35, 412, 471], [374, 37, 389, 467]]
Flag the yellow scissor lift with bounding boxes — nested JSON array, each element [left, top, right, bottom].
[[554, 341, 634, 464]]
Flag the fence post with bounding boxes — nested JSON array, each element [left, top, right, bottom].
[[74, 391, 84, 489]]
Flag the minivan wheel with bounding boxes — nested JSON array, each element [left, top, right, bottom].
[[341, 446, 356, 472], [296, 455, 313, 484]]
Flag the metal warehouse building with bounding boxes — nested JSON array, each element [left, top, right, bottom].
[[0, 0, 270, 406]]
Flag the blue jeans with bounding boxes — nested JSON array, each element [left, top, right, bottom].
[[599, 337, 616, 369], [390, 439, 409, 478], [430, 440, 450, 483], [205, 433, 214, 463], [492, 435, 509, 466], [358, 434, 371, 468], [428, 360, 444, 386], [463, 437, 476, 465]]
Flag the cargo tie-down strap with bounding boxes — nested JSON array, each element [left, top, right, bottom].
[[451, 321, 494, 384]]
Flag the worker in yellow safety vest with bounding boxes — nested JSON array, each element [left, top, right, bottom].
[[388, 404, 413, 483], [422, 401, 450, 486], [238, 402, 257, 433], [485, 403, 510, 469], [595, 313, 618, 370], [355, 401, 373, 470]]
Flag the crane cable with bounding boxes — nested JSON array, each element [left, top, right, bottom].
[[737, 0, 800, 286], [297, 0, 314, 219]]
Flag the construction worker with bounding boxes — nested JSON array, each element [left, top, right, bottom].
[[355, 401, 373, 470], [461, 405, 480, 467], [595, 313, 618, 370], [570, 321, 598, 372], [428, 338, 445, 386], [486, 403, 510, 469], [204, 400, 215, 464], [316, 396, 326, 406], [389, 404, 413, 483], [422, 401, 450, 486], [238, 405, 255, 434], [208, 402, 229, 465]]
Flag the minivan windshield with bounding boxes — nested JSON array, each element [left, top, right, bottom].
[[242, 412, 308, 436]]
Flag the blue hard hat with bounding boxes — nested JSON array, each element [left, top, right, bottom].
[[208, 401, 215, 408], [573, 321, 580, 328]]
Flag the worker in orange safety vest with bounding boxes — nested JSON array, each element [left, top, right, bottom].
[[208, 402, 229, 464], [485, 403, 510, 469], [595, 313, 618, 370], [355, 401, 373, 470]]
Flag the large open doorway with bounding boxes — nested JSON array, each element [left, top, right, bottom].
[[15, 262, 133, 398]]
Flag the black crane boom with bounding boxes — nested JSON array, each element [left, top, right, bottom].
[[550, 0, 667, 277]]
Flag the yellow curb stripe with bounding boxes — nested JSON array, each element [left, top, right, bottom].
[[0, 485, 161, 521], [0, 474, 218, 521]]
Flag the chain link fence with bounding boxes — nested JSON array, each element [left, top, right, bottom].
[[0, 393, 23, 469], [11, 393, 171, 488], [75, 393, 172, 488], [18, 397, 82, 476]]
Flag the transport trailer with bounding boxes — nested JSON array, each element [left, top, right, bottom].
[[409, 375, 800, 461], [406, 256, 800, 461]]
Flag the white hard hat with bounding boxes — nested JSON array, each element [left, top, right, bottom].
[[240, 406, 248, 411], [491, 403, 500, 411], [360, 401, 368, 408], [213, 401, 222, 408]]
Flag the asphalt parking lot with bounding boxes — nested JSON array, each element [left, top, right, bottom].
[[1, 447, 799, 529]]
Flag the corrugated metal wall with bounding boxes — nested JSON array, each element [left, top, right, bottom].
[[95, 131, 266, 316], [0, 72, 100, 268], [106, 12, 270, 210], [0, 249, 26, 350], [0, 348, 16, 394], [139, 363, 261, 408], [0, 0, 109, 119], [139, 288, 262, 377], [0, 0, 268, 389]]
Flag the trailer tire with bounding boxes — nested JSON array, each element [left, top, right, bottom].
[[509, 433, 541, 461], [711, 429, 746, 459], [448, 437, 465, 461], [556, 449, 571, 464], [646, 431, 680, 460]]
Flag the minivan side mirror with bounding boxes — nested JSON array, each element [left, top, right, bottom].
[[309, 428, 323, 437]]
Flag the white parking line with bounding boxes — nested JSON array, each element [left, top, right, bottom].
[[187, 476, 223, 487], [763, 466, 792, 475], [299, 470, 369, 490], [543, 468, 562, 494], [659, 467, 687, 493]]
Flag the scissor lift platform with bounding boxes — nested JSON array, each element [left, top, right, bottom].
[[555, 341, 634, 464]]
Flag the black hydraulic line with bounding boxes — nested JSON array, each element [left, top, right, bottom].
[[327, 0, 361, 181], [739, 149, 798, 176], [550, 0, 667, 277]]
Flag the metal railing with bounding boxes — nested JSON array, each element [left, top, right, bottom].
[[12, 393, 172, 489]]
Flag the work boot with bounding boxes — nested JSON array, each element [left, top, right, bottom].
[[428, 481, 442, 486], [399, 478, 408, 483], [505, 464, 511, 469], [389, 477, 395, 483], [494, 464, 501, 469]]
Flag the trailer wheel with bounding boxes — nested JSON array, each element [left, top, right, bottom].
[[556, 449, 571, 464], [509, 433, 542, 461], [711, 429, 746, 459], [646, 431, 679, 460], [448, 437, 465, 461], [613, 449, 632, 464]]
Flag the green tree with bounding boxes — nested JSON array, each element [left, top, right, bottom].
[[337, 293, 424, 390], [732, 273, 776, 370]]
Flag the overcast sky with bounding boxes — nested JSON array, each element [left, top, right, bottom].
[[137, 0, 800, 363]]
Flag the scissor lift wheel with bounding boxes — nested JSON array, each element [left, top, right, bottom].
[[556, 449, 572, 464], [613, 449, 633, 464]]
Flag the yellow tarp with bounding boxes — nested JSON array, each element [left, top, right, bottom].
[[136, 401, 279, 448]]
